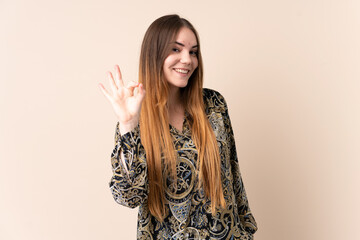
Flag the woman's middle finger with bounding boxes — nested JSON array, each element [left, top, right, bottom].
[[115, 65, 124, 88], [108, 71, 118, 96]]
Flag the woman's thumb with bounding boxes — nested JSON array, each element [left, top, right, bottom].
[[136, 83, 146, 104]]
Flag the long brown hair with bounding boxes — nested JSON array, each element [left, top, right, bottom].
[[138, 14, 225, 221]]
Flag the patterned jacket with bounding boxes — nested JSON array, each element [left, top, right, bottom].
[[109, 88, 258, 239]]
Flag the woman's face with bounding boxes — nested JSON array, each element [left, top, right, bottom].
[[163, 27, 199, 90]]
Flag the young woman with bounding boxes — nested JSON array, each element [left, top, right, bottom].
[[99, 14, 257, 240]]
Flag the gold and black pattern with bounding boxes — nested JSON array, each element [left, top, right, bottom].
[[109, 88, 258, 239]]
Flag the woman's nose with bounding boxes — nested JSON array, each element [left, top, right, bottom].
[[180, 52, 191, 65]]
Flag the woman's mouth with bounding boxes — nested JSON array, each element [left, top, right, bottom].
[[174, 68, 190, 74]]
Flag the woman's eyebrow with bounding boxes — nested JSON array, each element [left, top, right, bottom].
[[174, 41, 198, 48]]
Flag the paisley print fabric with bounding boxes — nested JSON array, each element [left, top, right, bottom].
[[109, 88, 258, 239]]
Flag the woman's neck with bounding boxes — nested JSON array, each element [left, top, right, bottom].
[[167, 86, 185, 132], [167, 86, 182, 111]]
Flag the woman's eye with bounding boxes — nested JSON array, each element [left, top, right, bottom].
[[190, 51, 198, 56], [172, 48, 180, 52]]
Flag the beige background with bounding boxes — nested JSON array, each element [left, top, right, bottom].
[[1, 0, 359, 239]]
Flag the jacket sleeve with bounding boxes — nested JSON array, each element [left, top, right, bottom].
[[217, 91, 258, 235], [108, 122, 148, 209]]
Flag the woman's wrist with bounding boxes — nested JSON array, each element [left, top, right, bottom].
[[118, 120, 139, 135]]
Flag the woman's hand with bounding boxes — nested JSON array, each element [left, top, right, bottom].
[[99, 65, 145, 134]]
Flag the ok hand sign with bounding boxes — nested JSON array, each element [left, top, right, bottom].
[[99, 65, 145, 134]]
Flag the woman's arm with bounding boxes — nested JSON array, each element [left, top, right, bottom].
[[228, 131, 258, 234], [206, 88, 258, 235], [222, 96, 258, 235], [99, 65, 147, 208], [109, 122, 148, 209]]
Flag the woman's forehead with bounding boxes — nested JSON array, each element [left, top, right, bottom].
[[174, 27, 198, 47]]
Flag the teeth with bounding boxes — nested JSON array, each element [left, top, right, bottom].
[[174, 68, 189, 74]]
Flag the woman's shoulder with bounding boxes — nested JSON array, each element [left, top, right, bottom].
[[202, 87, 222, 97], [202, 88, 228, 108]]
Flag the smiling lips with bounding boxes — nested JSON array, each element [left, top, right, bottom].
[[174, 68, 190, 74]]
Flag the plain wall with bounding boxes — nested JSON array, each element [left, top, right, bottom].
[[1, 0, 359, 239]]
